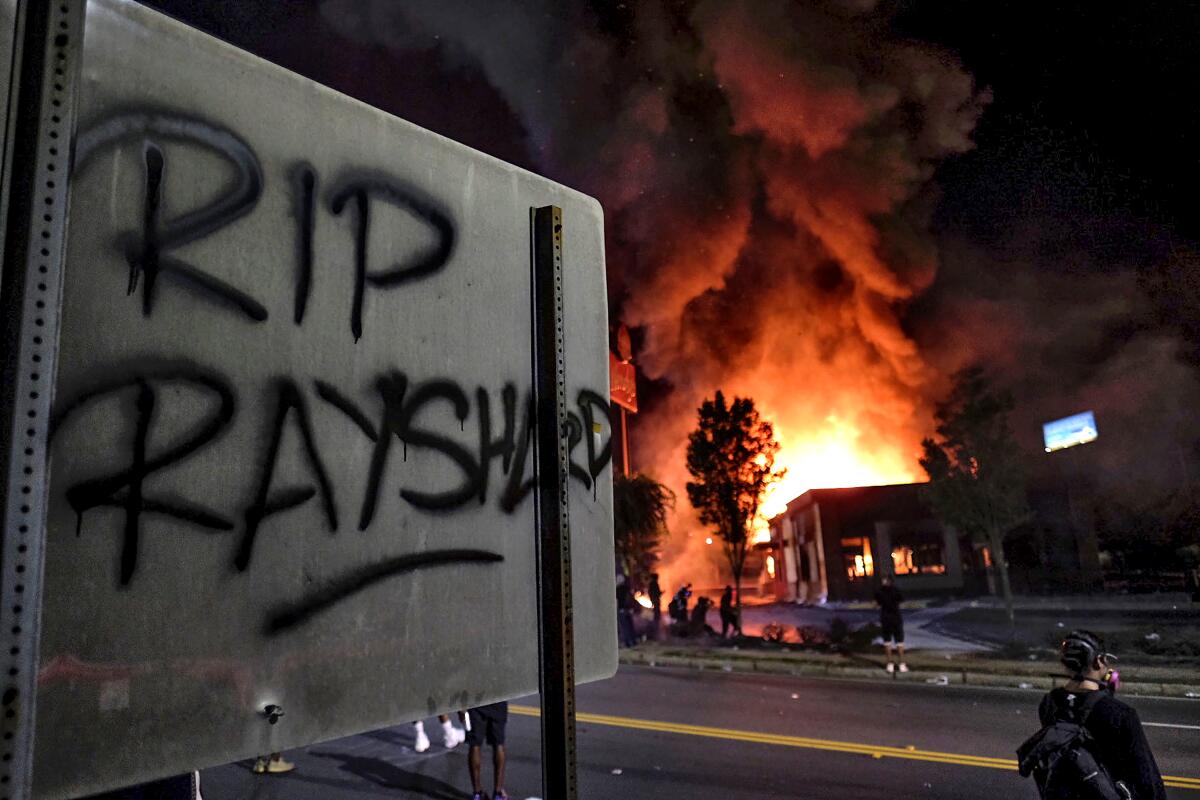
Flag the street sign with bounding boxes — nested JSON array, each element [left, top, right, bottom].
[[609, 352, 638, 412], [615, 323, 633, 362], [1042, 411, 1098, 453], [4, 1, 616, 797]]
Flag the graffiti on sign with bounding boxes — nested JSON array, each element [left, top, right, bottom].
[[53, 109, 612, 632], [32, 5, 613, 798]]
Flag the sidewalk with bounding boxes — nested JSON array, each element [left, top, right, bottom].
[[973, 592, 1197, 611], [200, 722, 488, 800], [619, 642, 1200, 698], [724, 599, 991, 651], [632, 594, 1200, 697]]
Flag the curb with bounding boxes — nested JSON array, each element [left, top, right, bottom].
[[618, 650, 1200, 699]]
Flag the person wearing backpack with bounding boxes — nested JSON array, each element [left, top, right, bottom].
[[1018, 630, 1166, 800]]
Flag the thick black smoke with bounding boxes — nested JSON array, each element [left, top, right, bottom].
[[319, 0, 997, 584], [155, 0, 1196, 578]]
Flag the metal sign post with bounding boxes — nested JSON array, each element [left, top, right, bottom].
[[1, 1, 84, 798], [532, 205, 578, 800]]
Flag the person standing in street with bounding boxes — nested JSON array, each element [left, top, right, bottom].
[[874, 574, 907, 673], [648, 573, 663, 630], [1024, 631, 1166, 800], [719, 585, 737, 638], [412, 714, 465, 753], [466, 702, 509, 800]]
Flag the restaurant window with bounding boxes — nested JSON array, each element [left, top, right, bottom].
[[891, 530, 947, 575], [841, 536, 874, 580]]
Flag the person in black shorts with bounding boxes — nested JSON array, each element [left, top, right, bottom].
[[466, 702, 508, 800], [875, 574, 907, 673]]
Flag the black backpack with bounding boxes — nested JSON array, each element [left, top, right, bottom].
[[1017, 691, 1132, 800]]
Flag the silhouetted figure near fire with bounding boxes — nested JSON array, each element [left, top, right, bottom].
[[668, 583, 692, 631], [616, 574, 638, 647], [719, 585, 737, 638], [875, 574, 907, 673], [689, 596, 718, 637], [648, 573, 663, 629]]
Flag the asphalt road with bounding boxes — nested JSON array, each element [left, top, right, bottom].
[[201, 665, 1200, 799]]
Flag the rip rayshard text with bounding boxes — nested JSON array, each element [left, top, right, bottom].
[[47, 109, 612, 631]]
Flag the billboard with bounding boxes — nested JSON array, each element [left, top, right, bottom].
[[14, 1, 616, 797], [1042, 411, 1098, 453]]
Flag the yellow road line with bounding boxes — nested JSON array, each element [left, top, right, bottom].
[[509, 705, 1200, 791]]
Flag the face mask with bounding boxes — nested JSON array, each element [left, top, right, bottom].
[[1103, 668, 1120, 694]]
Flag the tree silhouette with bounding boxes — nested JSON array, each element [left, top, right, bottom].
[[920, 367, 1030, 629], [613, 472, 674, 587], [685, 391, 784, 634]]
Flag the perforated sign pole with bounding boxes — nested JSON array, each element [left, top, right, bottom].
[[0, 1, 84, 797], [531, 205, 578, 800]]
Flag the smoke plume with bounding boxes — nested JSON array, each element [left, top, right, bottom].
[[321, 0, 990, 588]]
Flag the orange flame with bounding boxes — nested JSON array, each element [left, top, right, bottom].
[[604, 1, 985, 590], [633, 591, 654, 610], [753, 414, 919, 543]]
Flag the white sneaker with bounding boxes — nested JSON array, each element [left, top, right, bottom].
[[886, 662, 895, 673], [443, 724, 466, 748], [898, 663, 909, 673], [414, 724, 431, 753]]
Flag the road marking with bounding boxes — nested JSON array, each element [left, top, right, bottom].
[[1145, 722, 1200, 731], [509, 705, 1200, 791]]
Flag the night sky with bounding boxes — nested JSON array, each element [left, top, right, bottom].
[[140, 0, 1200, 542]]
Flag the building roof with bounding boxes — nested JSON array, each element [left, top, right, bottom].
[[773, 482, 931, 522]]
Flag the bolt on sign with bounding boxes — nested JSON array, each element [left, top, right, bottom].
[[0, 1, 616, 797]]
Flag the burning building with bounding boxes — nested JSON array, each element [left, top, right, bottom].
[[766, 482, 1102, 603]]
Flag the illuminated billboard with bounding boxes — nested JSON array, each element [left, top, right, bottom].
[[1043, 411, 1098, 453]]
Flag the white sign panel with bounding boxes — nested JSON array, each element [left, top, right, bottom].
[[36, 1, 616, 796], [1042, 411, 1098, 453]]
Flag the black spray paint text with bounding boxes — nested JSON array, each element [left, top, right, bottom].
[[55, 109, 612, 630], [51, 365, 611, 587], [74, 109, 459, 341]]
